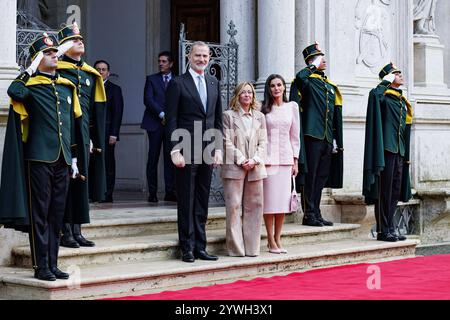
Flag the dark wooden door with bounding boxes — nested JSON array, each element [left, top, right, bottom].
[[171, 0, 220, 74]]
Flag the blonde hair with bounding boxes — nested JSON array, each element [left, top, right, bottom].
[[229, 82, 257, 111]]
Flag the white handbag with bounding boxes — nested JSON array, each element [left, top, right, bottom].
[[289, 175, 300, 213]]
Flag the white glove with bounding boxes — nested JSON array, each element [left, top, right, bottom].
[[333, 140, 339, 154], [89, 140, 93, 154], [57, 40, 75, 58], [26, 51, 44, 76], [71, 158, 79, 179], [312, 55, 323, 68], [383, 73, 396, 83]]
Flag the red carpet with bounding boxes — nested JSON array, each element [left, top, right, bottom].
[[107, 255, 450, 300]]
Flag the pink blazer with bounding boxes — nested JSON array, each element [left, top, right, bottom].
[[264, 101, 300, 166]]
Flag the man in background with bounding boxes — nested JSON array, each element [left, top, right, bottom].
[[142, 51, 177, 203], [94, 60, 124, 203]]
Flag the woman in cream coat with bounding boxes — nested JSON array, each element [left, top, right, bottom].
[[222, 82, 268, 257]]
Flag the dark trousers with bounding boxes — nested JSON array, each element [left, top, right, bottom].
[[375, 152, 404, 235], [146, 128, 175, 195], [301, 137, 333, 219], [27, 156, 69, 269], [105, 140, 116, 200], [176, 163, 213, 253]]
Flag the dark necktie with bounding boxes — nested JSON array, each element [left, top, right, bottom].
[[164, 75, 169, 90]]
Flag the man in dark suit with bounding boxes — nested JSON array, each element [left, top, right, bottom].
[[142, 51, 177, 203], [166, 42, 223, 263], [94, 60, 124, 203]]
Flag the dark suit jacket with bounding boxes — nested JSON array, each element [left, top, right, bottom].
[[105, 80, 124, 141], [142, 72, 169, 132], [166, 71, 223, 163]]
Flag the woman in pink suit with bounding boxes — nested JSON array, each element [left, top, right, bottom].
[[222, 82, 268, 257], [261, 74, 300, 254]]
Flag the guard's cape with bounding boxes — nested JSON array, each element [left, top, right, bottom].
[[362, 84, 413, 205], [57, 60, 107, 223], [0, 76, 82, 231], [289, 77, 344, 191]]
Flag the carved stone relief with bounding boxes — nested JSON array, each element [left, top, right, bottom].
[[355, 0, 391, 73], [413, 0, 437, 35]]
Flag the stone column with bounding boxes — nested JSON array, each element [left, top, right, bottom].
[[295, 0, 327, 73], [256, 0, 295, 94], [0, 0, 18, 115], [220, 0, 256, 83], [0, 0, 18, 178], [0, 0, 21, 267]]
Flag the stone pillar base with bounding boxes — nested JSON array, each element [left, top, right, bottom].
[[333, 194, 375, 239], [414, 35, 450, 92], [416, 189, 450, 245]]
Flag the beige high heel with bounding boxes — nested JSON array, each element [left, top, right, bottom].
[[275, 240, 288, 254], [267, 244, 281, 254]]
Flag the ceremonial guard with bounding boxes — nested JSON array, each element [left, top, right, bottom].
[[363, 63, 413, 242], [56, 23, 107, 248], [0, 34, 82, 280], [290, 43, 344, 227]]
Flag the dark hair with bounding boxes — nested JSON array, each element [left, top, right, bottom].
[[159, 51, 174, 63], [261, 74, 288, 115], [94, 59, 110, 71]]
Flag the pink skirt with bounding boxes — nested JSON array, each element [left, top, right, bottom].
[[263, 165, 293, 214]]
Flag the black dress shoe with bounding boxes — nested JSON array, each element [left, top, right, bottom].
[[318, 217, 334, 226], [148, 194, 158, 203], [60, 235, 80, 248], [396, 234, 407, 241], [182, 252, 195, 263], [194, 250, 219, 261], [302, 217, 324, 227], [377, 233, 398, 242], [50, 267, 70, 280], [34, 268, 56, 281], [99, 198, 113, 203], [74, 234, 95, 247], [164, 192, 177, 202]]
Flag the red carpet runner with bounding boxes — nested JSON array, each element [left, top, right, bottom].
[[107, 255, 450, 300]]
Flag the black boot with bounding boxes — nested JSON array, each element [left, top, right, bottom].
[[50, 267, 70, 280], [316, 213, 334, 226], [377, 233, 398, 242], [60, 223, 80, 248], [302, 214, 324, 227], [34, 267, 56, 281], [73, 224, 95, 247]]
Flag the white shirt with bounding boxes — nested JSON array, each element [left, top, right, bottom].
[[238, 107, 253, 138], [189, 68, 207, 97], [162, 73, 172, 83], [236, 107, 263, 166]]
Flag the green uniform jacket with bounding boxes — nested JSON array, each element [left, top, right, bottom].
[[0, 73, 82, 231], [290, 65, 344, 189], [58, 57, 107, 224], [363, 80, 413, 205]]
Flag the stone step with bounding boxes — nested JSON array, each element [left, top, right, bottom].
[[0, 239, 419, 300], [83, 206, 227, 239], [12, 224, 361, 269], [77, 204, 341, 239]]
